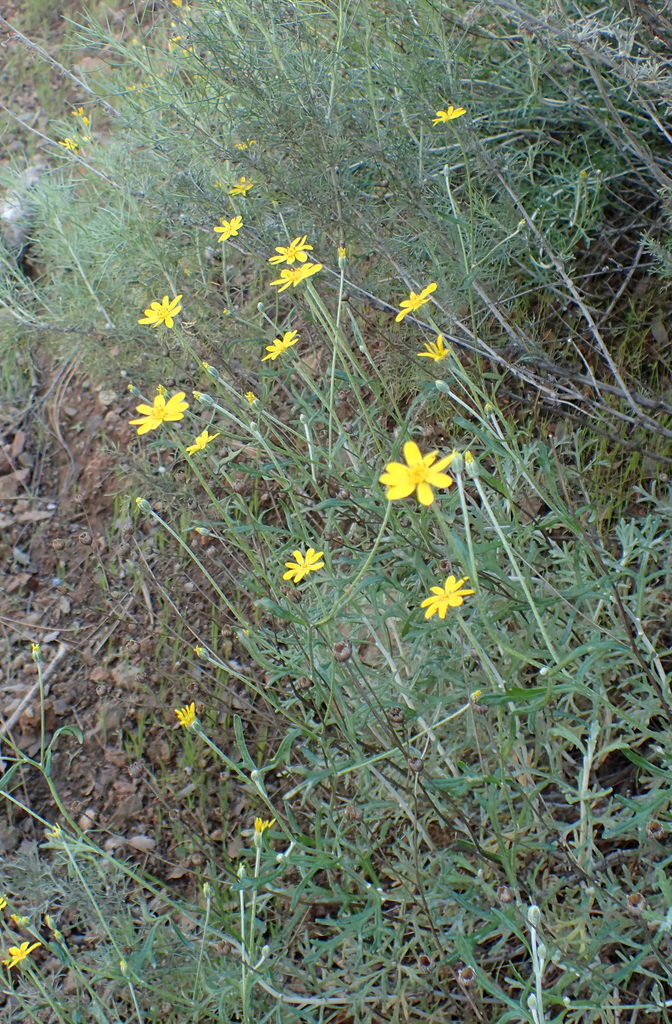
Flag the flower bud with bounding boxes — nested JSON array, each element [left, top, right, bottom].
[[449, 449, 464, 475]]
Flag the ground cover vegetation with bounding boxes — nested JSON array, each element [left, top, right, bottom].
[[2, 0, 672, 1021]]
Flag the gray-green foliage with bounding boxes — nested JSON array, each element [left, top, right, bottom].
[[3, 0, 672, 377], [3, 2, 672, 1023]]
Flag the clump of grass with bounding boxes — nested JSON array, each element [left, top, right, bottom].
[[3, 1, 672, 1022]]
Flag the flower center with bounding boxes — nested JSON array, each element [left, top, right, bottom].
[[409, 463, 429, 485]]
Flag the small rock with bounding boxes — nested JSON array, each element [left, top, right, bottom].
[[78, 808, 97, 831], [127, 835, 156, 852]]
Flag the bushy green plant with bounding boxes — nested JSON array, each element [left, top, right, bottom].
[[3, 1, 672, 1022]]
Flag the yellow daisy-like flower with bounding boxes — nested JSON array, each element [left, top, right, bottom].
[[269, 262, 323, 293], [432, 105, 466, 125], [2, 941, 42, 970], [175, 703, 197, 729], [57, 138, 78, 152], [261, 330, 299, 362], [213, 215, 242, 241], [395, 282, 437, 323], [228, 176, 254, 196], [254, 817, 276, 834], [138, 294, 183, 329], [421, 576, 474, 619], [186, 429, 219, 455], [283, 547, 325, 584], [129, 391, 189, 435], [268, 235, 314, 266], [417, 334, 450, 361], [235, 139, 256, 150], [244, 391, 258, 404], [72, 106, 90, 127], [379, 441, 453, 506]]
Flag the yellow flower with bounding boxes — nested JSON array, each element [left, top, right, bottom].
[[432, 105, 466, 125], [186, 429, 219, 455], [213, 215, 242, 240], [421, 576, 474, 618], [2, 941, 42, 970], [45, 823, 61, 841], [129, 391, 189, 435], [31, 642, 41, 662], [0, 896, 7, 911], [57, 138, 78, 152], [254, 817, 276, 833], [175, 703, 197, 728], [73, 106, 90, 127], [269, 262, 323, 293], [268, 235, 314, 266], [283, 547, 325, 584], [193, 645, 205, 656], [234, 139, 256, 150], [338, 246, 347, 259], [395, 282, 437, 322], [417, 334, 450, 361], [244, 391, 258, 404], [138, 294, 182, 328], [261, 330, 299, 362], [228, 176, 254, 196], [379, 441, 453, 506], [10, 915, 29, 927]]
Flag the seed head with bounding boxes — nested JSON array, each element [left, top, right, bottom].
[[457, 965, 476, 988], [417, 954, 433, 974], [496, 885, 515, 904], [333, 639, 353, 662], [626, 892, 646, 917]]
